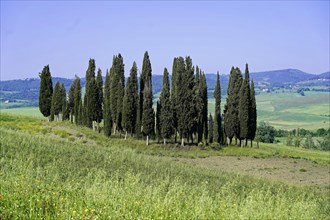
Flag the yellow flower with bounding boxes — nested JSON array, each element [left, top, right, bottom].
[[72, 210, 76, 216], [85, 208, 88, 213]]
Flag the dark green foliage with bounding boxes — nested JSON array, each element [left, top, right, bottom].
[[84, 59, 97, 128], [208, 114, 214, 144], [256, 121, 276, 143], [213, 71, 221, 144], [51, 81, 63, 120], [142, 65, 154, 137], [224, 67, 243, 144], [110, 54, 125, 133], [135, 95, 142, 139], [95, 68, 104, 125], [239, 64, 251, 145], [122, 62, 138, 135], [60, 83, 69, 121], [201, 73, 208, 143], [39, 65, 53, 118], [73, 77, 82, 125], [249, 80, 257, 143], [156, 101, 161, 142], [103, 69, 112, 137], [160, 68, 174, 141], [177, 56, 195, 144], [139, 51, 152, 135], [68, 77, 76, 122]]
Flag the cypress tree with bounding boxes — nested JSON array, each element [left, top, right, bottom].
[[239, 64, 251, 147], [224, 67, 242, 145], [208, 114, 214, 144], [194, 66, 203, 143], [60, 83, 68, 121], [139, 51, 152, 136], [51, 81, 62, 121], [39, 65, 53, 121], [73, 77, 82, 125], [68, 78, 76, 123], [122, 62, 138, 136], [95, 68, 104, 132], [214, 71, 221, 144], [160, 67, 174, 145], [84, 58, 97, 129], [171, 57, 179, 143], [109, 54, 125, 133], [249, 80, 257, 147], [142, 77, 154, 145], [103, 69, 112, 137], [201, 73, 208, 143], [156, 101, 161, 143]]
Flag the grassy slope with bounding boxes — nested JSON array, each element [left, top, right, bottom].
[[0, 113, 329, 219]]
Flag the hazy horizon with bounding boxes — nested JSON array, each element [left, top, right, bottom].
[[1, 1, 329, 80]]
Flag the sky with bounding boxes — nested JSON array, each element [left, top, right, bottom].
[[1, 1, 329, 80]]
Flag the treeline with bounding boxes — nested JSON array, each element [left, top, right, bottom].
[[39, 52, 257, 147]]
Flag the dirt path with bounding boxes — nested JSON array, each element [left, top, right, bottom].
[[178, 156, 330, 187]]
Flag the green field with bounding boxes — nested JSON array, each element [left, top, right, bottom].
[[1, 113, 329, 219]]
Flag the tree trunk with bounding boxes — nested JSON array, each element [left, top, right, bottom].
[[125, 131, 127, 140], [146, 135, 149, 146], [164, 138, 166, 145], [245, 139, 248, 147], [113, 123, 117, 135], [250, 139, 253, 148], [181, 137, 184, 147]]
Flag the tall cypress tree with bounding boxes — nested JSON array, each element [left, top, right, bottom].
[[213, 71, 221, 144], [139, 51, 152, 136], [142, 76, 154, 145], [239, 64, 251, 147], [103, 69, 112, 137], [39, 65, 53, 121], [171, 57, 179, 143], [156, 101, 161, 143], [249, 80, 257, 147], [84, 58, 97, 128], [224, 67, 243, 145], [51, 81, 62, 121], [122, 62, 138, 136], [160, 68, 174, 144], [109, 54, 125, 133], [208, 114, 214, 144], [68, 77, 76, 123], [201, 73, 208, 143], [95, 68, 104, 132], [73, 77, 82, 125], [60, 83, 68, 121], [194, 66, 203, 143]]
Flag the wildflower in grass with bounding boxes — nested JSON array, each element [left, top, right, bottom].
[[85, 208, 88, 213], [72, 210, 76, 216]]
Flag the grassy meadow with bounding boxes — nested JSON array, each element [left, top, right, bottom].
[[1, 113, 329, 219]]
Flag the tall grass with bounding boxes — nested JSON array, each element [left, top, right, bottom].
[[0, 114, 329, 219]]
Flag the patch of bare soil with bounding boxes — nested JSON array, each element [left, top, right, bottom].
[[179, 156, 330, 187]]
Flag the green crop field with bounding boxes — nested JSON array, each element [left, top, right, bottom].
[[207, 91, 329, 130], [1, 113, 329, 219]]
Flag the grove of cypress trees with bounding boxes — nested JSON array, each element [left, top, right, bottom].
[[160, 68, 174, 145], [213, 71, 221, 144], [39, 65, 53, 121], [122, 62, 138, 136], [103, 69, 112, 137], [177, 56, 195, 146], [224, 67, 242, 145], [239, 64, 251, 147], [249, 80, 257, 147]]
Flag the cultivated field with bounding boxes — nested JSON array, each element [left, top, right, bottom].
[[0, 113, 329, 219]]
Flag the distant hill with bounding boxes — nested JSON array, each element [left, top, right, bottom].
[[1, 69, 328, 108]]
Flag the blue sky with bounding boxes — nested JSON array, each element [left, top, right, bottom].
[[1, 1, 329, 80]]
